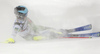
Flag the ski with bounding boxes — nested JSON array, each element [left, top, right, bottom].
[[66, 32, 100, 37], [60, 37, 92, 38], [67, 24, 92, 33], [60, 32, 100, 38]]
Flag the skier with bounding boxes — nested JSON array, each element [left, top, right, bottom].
[[5, 5, 92, 43], [5, 5, 67, 43]]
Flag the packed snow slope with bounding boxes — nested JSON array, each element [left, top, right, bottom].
[[0, 0, 100, 54]]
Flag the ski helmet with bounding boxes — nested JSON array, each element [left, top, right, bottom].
[[14, 5, 28, 19]]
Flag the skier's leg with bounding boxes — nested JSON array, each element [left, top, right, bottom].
[[32, 29, 68, 41], [22, 35, 33, 40]]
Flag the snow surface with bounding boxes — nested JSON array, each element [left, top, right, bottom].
[[0, 0, 100, 54]]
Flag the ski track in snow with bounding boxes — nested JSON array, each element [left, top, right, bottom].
[[0, 38, 100, 54]]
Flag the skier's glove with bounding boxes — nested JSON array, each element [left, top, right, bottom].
[[5, 38, 15, 43]]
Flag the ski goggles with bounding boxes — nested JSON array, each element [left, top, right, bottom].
[[17, 17, 25, 21]]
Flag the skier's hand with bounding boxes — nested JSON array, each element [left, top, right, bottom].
[[5, 38, 15, 43]]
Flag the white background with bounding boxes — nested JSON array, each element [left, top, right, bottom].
[[0, 0, 100, 54]]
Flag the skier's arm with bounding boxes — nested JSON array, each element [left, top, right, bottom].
[[5, 29, 17, 43], [5, 23, 21, 43], [27, 18, 37, 32]]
